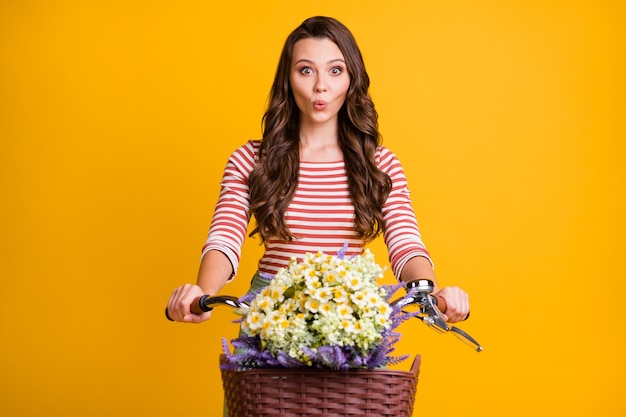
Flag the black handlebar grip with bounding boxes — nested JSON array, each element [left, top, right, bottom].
[[165, 295, 213, 321], [190, 295, 212, 314], [165, 307, 174, 321]]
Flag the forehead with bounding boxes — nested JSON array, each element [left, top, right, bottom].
[[292, 37, 345, 63]]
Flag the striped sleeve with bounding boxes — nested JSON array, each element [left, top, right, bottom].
[[201, 140, 259, 275], [377, 147, 433, 278]]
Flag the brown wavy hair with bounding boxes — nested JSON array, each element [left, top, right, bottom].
[[248, 16, 392, 243]]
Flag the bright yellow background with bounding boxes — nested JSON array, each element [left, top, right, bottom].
[[1, 1, 624, 416]]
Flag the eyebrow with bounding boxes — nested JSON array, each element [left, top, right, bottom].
[[294, 58, 346, 65]]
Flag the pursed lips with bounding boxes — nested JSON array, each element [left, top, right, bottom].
[[313, 100, 328, 110]]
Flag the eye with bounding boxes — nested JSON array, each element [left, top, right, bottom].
[[299, 67, 313, 75], [330, 66, 344, 75]]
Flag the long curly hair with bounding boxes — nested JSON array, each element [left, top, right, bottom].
[[248, 16, 392, 243]]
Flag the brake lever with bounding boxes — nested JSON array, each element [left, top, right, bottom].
[[393, 279, 483, 352], [418, 292, 449, 334], [450, 326, 483, 352]]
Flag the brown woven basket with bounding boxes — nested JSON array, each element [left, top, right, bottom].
[[220, 354, 421, 417]]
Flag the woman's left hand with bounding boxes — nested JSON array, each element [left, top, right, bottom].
[[434, 286, 470, 323]]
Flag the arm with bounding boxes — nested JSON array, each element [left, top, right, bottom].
[[166, 250, 233, 323], [399, 255, 469, 323], [398, 255, 436, 284], [166, 141, 258, 323], [377, 148, 469, 323]]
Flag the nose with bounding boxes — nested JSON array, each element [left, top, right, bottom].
[[314, 75, 328, 93]]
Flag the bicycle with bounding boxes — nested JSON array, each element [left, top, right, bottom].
[[166, 279, 482, 417]]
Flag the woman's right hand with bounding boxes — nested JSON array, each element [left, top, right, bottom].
[[166, 283, 213, 323]]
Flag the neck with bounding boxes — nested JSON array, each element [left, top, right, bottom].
[[298, 122, 342, 162], [299, 118, 338, 144]]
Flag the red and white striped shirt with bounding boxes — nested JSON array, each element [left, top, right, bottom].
[[202, 140, 431, 279]]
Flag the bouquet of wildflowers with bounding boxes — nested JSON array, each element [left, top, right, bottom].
[[222, 246, 416, 370]]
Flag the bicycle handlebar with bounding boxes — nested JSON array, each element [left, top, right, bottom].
[[165, 279, 482, 352], [166, 284, 448, 318]]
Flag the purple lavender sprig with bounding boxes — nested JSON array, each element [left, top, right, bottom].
[[221, 295, 417, 371]]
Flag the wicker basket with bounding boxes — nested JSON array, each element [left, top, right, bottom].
[[220, 354, 421, 417]]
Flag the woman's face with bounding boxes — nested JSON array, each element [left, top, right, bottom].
[[290, 37, 350, 127]]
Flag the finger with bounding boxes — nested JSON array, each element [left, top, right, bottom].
[[458, 292, 470, 321], [438, 286, 470, 322], [449, 302, 470, 323], [445, 306, 460, 323], [167, 285, 194, 322], [183, 310, 212, 324]]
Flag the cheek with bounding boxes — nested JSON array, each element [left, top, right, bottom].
[[290, 86, 307, 108], [290, 92, 309, 114], [290, 79, 307, 100], [337, 78, 350, 97]]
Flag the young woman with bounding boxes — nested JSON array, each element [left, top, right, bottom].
[[166, 16, 469, 325]]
